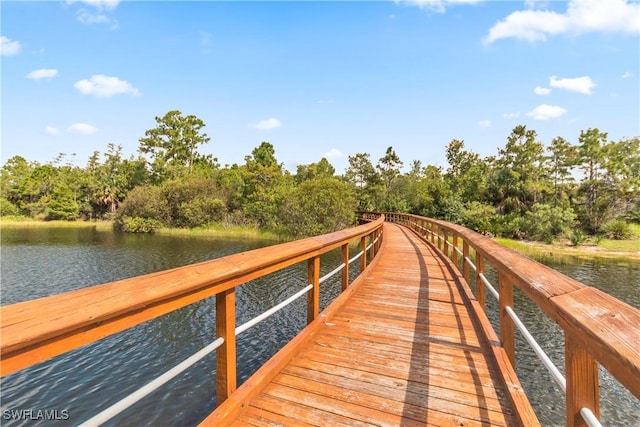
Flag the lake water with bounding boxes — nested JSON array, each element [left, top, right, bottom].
[[1, 225, 638, 426]]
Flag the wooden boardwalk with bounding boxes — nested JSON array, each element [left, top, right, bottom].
[[204, 223, 537, 426]]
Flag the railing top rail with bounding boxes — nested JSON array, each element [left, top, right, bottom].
[[379, 212, 640, 401], [0, 215, 384, 376]]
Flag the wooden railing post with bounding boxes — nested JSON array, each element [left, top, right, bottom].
[[307, 256, 320, 324], [368, 232, 374, 261], [216, 288, 236, 403], [443, 230, 449, 258], [452, 234, 459, 267], [462, 241, 470, 285], [476, 252, 486, 311], [341, 243, 349, 291], [360, 235, 367, 272], [566, 335, 600, 427], [498, 272, 515, 367]]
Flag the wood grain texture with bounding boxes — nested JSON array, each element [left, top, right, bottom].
[[388, 213, 640, 408], [202, 223, 538, 426], [0, 217, 384, 376]]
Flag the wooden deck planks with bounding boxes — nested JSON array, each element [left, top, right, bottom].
[[209, 223, 536, 426]]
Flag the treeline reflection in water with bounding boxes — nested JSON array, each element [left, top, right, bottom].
[[1, 226, 638, 426]]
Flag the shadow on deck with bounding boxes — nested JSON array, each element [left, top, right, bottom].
[[203, 223, 535, 426]]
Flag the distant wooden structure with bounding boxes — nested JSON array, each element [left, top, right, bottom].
[[2, 213, 638, 426]]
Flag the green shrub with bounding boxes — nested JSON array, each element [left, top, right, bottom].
[[45, 197, 80, 220], [492, 214, 526, 239], [601, 219, 634, 240], [522, 203, 576, 243], [116, 185, 171, 224], [0, 198, 21, 217], [175, 197, 226, 228], [118, 216, 163, 233], [624, 207, 640, 224], [459, 201, 496, 235], [570, 229, 585, 247], [279, 177, 356, 237]]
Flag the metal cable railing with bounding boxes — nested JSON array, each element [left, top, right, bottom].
[[79, 250, 362, 426], [79, 337, 225, 426], [401, 219, 607, 427]]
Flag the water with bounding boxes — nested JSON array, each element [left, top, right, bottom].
[[1, 226, 639, 426], [0, 226, 357, 426], [472, 259, 640, 427]]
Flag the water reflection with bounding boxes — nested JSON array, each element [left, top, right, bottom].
[[0, 228, 361, 425], [468, 258, 640, 426], [1, 227, 638, 425]]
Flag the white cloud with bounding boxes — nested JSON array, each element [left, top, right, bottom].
[[400, 0, 483, 13], [534, 86, 551, 95], [526, 104, 567, 120], [252, 118, 282, 130], [76, 10, 110, 24], [68, 123, 98, 134], [549, 75, 597, 94], [477, 120, 492, 128], [484, 0, 640, 44], [68, 0, 119, 28], [622, 71, 634, 79], [323, 148, 344, 159], [66, 0, 120, 11], [44, 126, 60, 136], [503, 112, 521, 119], [26, 68, 59, 80], [1, 36, 21, 56], [74, 74, 141, 97]]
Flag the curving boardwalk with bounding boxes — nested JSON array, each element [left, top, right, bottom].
[[203, 223, 538, 426]]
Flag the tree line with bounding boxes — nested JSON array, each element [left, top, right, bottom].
[[1, 110, 638, 241]]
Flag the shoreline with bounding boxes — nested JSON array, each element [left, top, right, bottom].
[[2, 219, 638, 262], [495, 237, 640, 263], [0, 219, 284, 241]]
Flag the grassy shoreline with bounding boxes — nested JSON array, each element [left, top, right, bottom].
[[154, 224, 284, 241], [494, 237, 640, 263], [0, 218, 284, 241], [0, 219, 114, 231], [2, 218, 638, 262]]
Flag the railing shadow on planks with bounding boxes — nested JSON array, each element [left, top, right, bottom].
[[378, 212, 640, 427], [0, 216, 384, 426], [2, 212, 638, 426]]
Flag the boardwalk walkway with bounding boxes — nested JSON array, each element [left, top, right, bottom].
[[204, 223, 536, 426]]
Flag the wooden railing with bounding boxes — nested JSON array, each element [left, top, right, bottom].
[[0, 215, 384, 423], [379, 212, 639, 427]]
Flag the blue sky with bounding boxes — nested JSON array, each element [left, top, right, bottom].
[[2, 0, 639, 173]]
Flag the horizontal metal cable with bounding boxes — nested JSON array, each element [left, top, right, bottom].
[[580, 408, 603, 427], [454, 246, 463, 256], [505, 306, 566, 393], [79, 337, 225, 427], [366, 243, 373, 251], [348, 251, 363, 264], [320, 263, 345, 284], [464, 256, 477, 272], [235, 284, 313, 336], [478, 273, 500, 300]]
